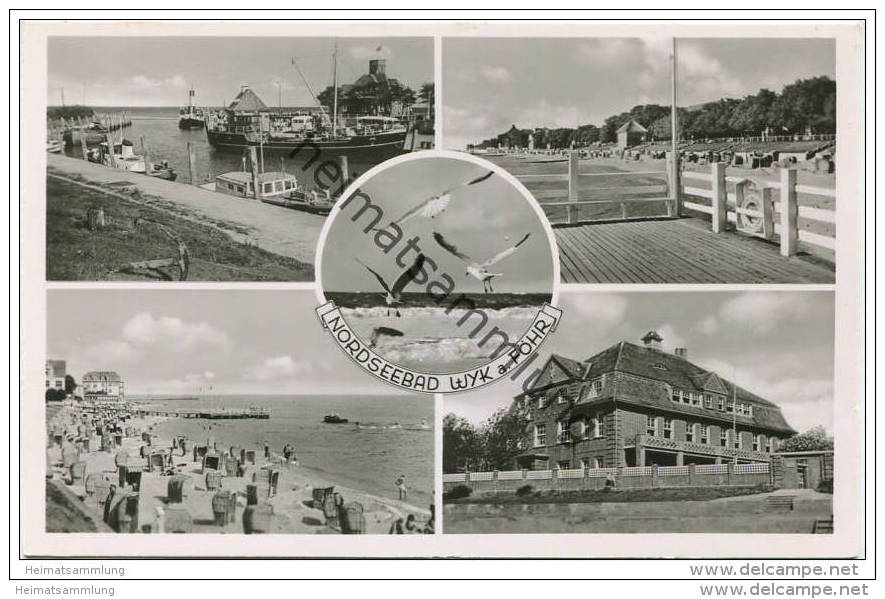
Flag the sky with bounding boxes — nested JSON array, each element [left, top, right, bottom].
[[47, 37, 433, 108], [444, 290, 835, 435], [321, 156, 556, 294], [47, 289, 412, 396], [442, 37, 836, 150]]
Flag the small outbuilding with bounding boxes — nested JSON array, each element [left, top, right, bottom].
[[616, 119, 648, 150], [772, 450, 834, 490]]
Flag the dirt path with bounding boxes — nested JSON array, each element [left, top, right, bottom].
[[47, 153, 326, 265]]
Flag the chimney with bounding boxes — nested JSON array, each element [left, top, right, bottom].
[[369, 59, 386, 76], [674, 347, 688, 358], [640, 330, 663, 350]]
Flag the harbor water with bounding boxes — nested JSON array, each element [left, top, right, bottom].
[[63, 106, 399, 186]]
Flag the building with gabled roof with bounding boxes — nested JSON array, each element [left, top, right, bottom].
[[512, 331, 797, 470], [617, 119, 648, 150], [81, 371, 125, 402], [227, 86, 268, 112]]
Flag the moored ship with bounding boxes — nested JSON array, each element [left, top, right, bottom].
[[206, 47, 409, 157], [178, 88, 205, 130]]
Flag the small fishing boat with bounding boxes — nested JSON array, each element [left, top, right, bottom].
[[46, 139, 64, 153], [88, 139, 177, 181], [323, 413, 349, 424]]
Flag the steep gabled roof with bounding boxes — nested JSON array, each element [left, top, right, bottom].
[[616, 119, 648, 134], [524, 341, 796, 434], [228, 87, 267, 112]]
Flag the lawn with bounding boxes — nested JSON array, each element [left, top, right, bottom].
[[444, 484, 773, 505], [46, 175, 314, 281]]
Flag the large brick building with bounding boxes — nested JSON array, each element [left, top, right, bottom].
[[513, 331, 797, 470]]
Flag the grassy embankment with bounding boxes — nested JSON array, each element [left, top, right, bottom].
[[444, 484, 774, 505], [46, 174, 313, 281]]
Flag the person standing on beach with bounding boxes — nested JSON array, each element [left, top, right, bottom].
[[263, 440, 269, 459], [395, 474, 407, 502]]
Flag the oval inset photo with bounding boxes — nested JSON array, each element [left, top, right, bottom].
[[317, 151, 559, 376]]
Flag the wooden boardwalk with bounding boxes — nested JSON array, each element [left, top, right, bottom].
[[555, 217, 835, 284]]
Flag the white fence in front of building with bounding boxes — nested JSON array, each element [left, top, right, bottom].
[[442, 462, 769, 484]]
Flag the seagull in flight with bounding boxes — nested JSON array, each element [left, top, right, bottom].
[[433, 232, 531, 293], [356, 253, 426, 317], [386, 171, 494, 227]]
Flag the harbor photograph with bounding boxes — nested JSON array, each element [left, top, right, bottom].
[[46, 35, 434, 281], [44, 289, 434, 537], [442, 289, 836, 535], [443, 37, 838, 284]]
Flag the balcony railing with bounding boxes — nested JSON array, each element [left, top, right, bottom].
[[633, 434, 771, 462]]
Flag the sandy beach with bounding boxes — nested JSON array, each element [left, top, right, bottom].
[[46, 404, 432, 535]]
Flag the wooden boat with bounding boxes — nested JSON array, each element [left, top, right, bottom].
[[323, 414, 348, 424], [46, 139, 64, 153]]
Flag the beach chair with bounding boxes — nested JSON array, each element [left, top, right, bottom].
[[340, 502, 365, 534], [69, 461, 87, 485], [225, 458, 240, 477], [312, 486, 335, 508], [212, 491, 237, 526], [205, 470, 223, 491], [202, 453, 223, 473], [241, 448, 256, 465], [166, 474, 190, 503], [125, 470, 142, 492], [242, 503, 274, 534], [148, 452, 167, 472], [323, 492, 343, 528]]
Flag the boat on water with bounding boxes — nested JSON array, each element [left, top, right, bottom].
[[46, 139, 64, 153], [178, 88, 205, 130], [204, 156, 335, 214], [323, 413, 349, 424], [63, 121, 108, 147], [88, 139, 178, 181], [205, 45, 408, 157]]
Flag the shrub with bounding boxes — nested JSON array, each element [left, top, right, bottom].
[[816, 479, 833, 494], [515, 485, 534, 497], [444, 484, 472, 500]]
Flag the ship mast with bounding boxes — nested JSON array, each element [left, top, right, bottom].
[[332, 40, 338, 136]]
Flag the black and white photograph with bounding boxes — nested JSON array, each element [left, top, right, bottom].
[[45, 36, 434, 281], [443, 37, 837, 284], [443, 290, 835, 534], [45, 289, 434, 536], [17, 14, 868, 573], [320, 153, 556, 374]]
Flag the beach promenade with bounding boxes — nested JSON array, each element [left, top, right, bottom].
[[47, 153, 325, 266], [46, 405, 431, 537]]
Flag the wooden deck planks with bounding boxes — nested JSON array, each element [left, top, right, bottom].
[[555, 218, 835, 284]]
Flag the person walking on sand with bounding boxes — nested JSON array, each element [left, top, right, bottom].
[[395, 474, 407, 502]]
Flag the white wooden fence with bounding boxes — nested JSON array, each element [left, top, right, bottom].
[[682, 163, 835, 257], [442, 462, 769, 484]]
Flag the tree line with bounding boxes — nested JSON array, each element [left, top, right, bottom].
[[317, 81, 433, 117], [471, 76, 836, 150], [443, 410, 530, 473]]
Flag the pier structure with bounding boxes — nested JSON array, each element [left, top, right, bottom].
[[133, 405, 270, 420], [502, 153, 835, 284]]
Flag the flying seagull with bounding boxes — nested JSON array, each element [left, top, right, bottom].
[[369, 326, 404, 348], [386, 171, 494, 227], [356, 253, 426, 317], [433, 232, 531, 293]]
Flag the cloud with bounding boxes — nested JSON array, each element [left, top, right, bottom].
[[77, 340, 140, 369], [121, 312, 230, 350], [697, 315, 719, 335], [719, 292, 818, 334], [653, 323, 687, 352], [561, 293, 628, 333], [245, 355, 312, 382], [348, 44, 392, 60], [480, 66, 512, 83]]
